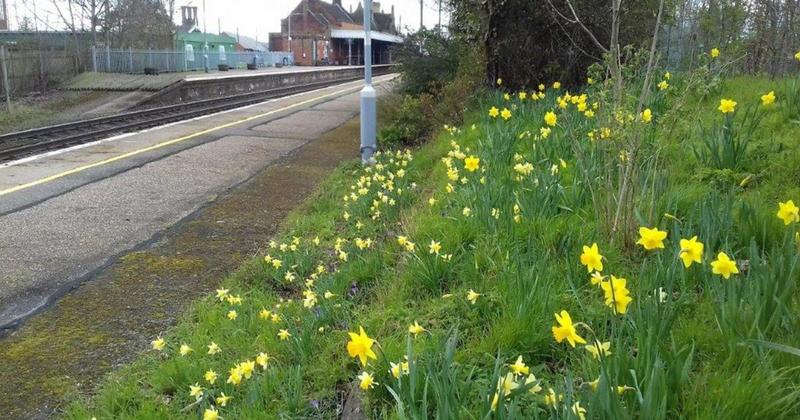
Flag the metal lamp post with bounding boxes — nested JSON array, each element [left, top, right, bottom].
[[203, 0, 209, 73], [360, 0, 376, 165]]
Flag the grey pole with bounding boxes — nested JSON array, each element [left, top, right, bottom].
[[91, 45, 97, 72], [1, 44, 11, 111], [203, 0, 209, 73], [105, 45, 111, 71], [360, 0, 376, 165]]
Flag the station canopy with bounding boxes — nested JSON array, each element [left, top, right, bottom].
[[330, 28, 403, 44]]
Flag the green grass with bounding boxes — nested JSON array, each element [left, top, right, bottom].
[[67, 73, 800, 419], [0, 91, 108, 134]]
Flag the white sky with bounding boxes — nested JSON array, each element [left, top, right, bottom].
[[7, 0, 448, 43]]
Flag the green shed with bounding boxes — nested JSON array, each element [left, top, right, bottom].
[[174, 31, 237, 58]]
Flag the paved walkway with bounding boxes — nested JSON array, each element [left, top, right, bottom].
[[0, 76, 394, 418]]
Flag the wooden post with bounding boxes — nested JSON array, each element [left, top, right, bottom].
[[0, 45, 11, 112]]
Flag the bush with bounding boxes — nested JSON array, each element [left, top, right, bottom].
[[379, 94, 430, 148]]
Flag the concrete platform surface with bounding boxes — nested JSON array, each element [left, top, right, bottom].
[[65, 65, 383, 91], [0, 74, 396, 328]]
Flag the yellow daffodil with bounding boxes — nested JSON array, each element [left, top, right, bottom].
[[357, 371, 377, 390], [227, 365, 243, 385], [390, 360, 410, 378], [718, 98, 737, 114], [498, 372, 520, 397], [584, 340, 612, 359], [256, 352, 271, 369], [215, 392, 232, 407], [278, 329, 291, 340], [239, 360, 255, 379], [490, 392, 500, 411], [572, 401, 587, 420], [259, 308, 271, 320], [658, 80, 669, 90], [347, 326, 377, 366], [600, 275, 633, 314], [524, 374, 542, 393], [777, 200, 799, 225], [215, 288, 229, 301], [408, 321, 426, 337], [179, 344, 193, 356], [552, 310, 586, 347], [580, 243, 604, 273], [664, 71, 672, 80], [509, 356, 529, 376], [207, 342, 221, 355], [796, 51, 800, 61], [496, 77, 503, 85], [641, 108, 653, 123], [711, 252, 739, 279], [151, 337, 165, 351], [503, 93, 511, 101], [544, 388, 563, 407], [464, 156, 480, 172], [462, 207, 472, 217], [711, 47, 720, 58], [501, 108, 512, 120], [590, 271, 605, 286], [761, 91, 776, 106], [586, 377, 600, 391], [203, 408, 219, 420], [679, 236, 704, 268], [489, 106, 499, 118], [544, 111, 557, 127], [519, 91, 527, 100], [227, 310, 237, 320], [540, 126, 551, 138], [553, 81, 561, 89], [467, 289, 481, 304], [189, 383, 203, 400], [538, 83, 545, 91], [636, 226, 667, 250], [204, 369, 217, 384]]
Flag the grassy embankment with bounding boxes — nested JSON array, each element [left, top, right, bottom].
[[67, 72, 800, 419]]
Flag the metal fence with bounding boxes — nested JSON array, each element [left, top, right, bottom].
[[0, 48, 86, 98], [91, 47, 295, 74]]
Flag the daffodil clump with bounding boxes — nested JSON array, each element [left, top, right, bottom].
[[74, 65, 800, 419]]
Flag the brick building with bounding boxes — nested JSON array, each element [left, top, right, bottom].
[[269, 0, 402, 66]]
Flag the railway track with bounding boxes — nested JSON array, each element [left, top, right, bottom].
[[0, 75, 376, 162]]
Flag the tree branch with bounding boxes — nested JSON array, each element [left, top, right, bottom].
[[545, 0, 609, 54]]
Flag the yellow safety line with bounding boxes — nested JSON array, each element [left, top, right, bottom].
[[0, 76, 392, 198]]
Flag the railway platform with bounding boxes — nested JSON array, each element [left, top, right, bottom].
[[0, 74, 397, 329]]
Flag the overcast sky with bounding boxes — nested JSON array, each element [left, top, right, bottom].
[[7, 0, 448, 43]]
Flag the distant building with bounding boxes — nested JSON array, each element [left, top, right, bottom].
[[221, 32, 268, 52], [174, 6, 237, 58], [269, 0, 402, 66]]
